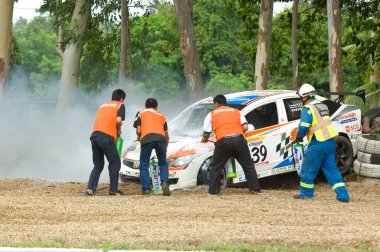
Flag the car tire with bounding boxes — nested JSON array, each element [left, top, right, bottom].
[[362, 107, 380, 134], [357, 134, 380, 155], [335, 135, 354, 174], [357, 151, 380, 165], [353, 160, 380, 178], [197, 157, 230, 187]]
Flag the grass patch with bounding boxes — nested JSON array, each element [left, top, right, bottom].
[[1, 241, 378, 252]]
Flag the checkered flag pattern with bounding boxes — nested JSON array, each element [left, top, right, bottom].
[[276, 132, 292, 159]]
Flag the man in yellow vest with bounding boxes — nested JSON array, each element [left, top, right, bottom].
[[86, 89, 126, 196], [294, 83, 350, 202], [135, 98, 170, 196], [202, 95, 261, 195]]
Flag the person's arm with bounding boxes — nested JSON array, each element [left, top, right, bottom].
[[240, 111, 248, 133], [136, 125, 141, 141], [116, 104, 126, 136], [201, 113, 212, 143], [116, 117, 123, 136], [296, 107, 313, 142], [163, 121, 169, 145]]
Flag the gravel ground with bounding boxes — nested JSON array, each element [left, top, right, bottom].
[[0, 174, 379, 250]]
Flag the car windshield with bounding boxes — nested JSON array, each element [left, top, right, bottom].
[[169, 103, 243, 138]]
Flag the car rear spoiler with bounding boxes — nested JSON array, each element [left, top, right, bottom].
[[316, 89, 365, 104]]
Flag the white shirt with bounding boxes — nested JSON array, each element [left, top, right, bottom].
[[203, 110, 247, 133]]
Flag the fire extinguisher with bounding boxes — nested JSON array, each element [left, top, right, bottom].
[[115, 136, 123, 157]]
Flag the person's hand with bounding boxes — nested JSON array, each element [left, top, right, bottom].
[[201, 137, 208, 143], [117, 129, 122, 136], [295, 136, 303, 143]]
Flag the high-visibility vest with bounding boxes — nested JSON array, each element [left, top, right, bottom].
[[140, 108, 166, 141], [305, 100, 338, 142], [92, 101, 123, 141], [211, 106, 243, 140]]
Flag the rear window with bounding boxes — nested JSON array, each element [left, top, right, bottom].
[[321, 100, 342, 116]]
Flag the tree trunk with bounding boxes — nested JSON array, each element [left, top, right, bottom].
[[0, 0, 14, 101], [327, 0, 343, 97], [291, 0, 299, 91], [119, 0, 127, 87], [56, 0, 90, 112], [254, 0, 273, 90], [370, 17, 378, 84], [173, 0, 204, 101]]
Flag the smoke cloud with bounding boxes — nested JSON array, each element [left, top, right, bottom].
[[0, 80, 188, 183]]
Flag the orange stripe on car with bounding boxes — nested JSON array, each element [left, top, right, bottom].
[[167, 149, 196, 159], [169, 166, 185, 171], [245, 122, 292, 138]]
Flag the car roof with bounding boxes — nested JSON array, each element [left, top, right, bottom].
[[202, 90, 297, 106]]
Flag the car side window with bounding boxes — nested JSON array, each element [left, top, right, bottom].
[[283, 98, 303, 121], [245, 102, 278, 130]]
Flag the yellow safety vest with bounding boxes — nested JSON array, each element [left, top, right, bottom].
[[305, 100, 338, 142]]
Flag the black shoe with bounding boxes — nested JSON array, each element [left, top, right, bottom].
[[293, 194, 314, 200], [142, 190, 152, 195], [251, 189, 262, 195], [161, 183, 171, 196], [85, 189, 94, 196], [109, 190, 125, 196]]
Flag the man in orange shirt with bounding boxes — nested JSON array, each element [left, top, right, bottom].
[[202, 95, 261, 195], [135, 98, 170, 196], [86, 89, 126, 196]]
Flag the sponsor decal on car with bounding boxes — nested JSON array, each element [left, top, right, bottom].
[[345, 124, 361, 133], [247, 135, 266, 142], [336, 112, 358, 124], [248, 141, 262, 146], [272, 165, 295, 174]]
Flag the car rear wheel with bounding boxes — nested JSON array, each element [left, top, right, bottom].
[[197, 157, 230, 187], [335, 135, 354, 174]]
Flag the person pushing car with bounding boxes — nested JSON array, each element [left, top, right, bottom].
[[294, 83, 350, 202], [135, 98, 171, 196], [201, 94, 261, 195], [86, 89, 126, 196]]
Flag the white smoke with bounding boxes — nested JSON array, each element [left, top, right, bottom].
[[0, 81, 187, 182]]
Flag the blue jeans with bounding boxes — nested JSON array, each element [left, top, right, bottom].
[[139, 140, 169, 191], [300, 138, 350, 201], [87, 135, 121, 193]]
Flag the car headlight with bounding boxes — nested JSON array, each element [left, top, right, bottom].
[[169, 154, 195, 168]]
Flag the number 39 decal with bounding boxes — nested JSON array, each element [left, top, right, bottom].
[[251, 145, 267, 163]]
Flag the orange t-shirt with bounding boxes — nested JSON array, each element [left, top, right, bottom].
[[211, 106, 244, 140], [92, 101, 123, 141], [139, 109, 166, 141]]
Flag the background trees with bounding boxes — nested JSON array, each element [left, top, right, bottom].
[[4, 0, 380, 110]]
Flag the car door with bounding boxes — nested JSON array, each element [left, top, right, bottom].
[[232, 101, 284, 183]]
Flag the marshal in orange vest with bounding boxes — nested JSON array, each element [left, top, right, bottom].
[[92, 101, 123, 141], [211, 106, 243, 140], [139, 108, 166, 141]]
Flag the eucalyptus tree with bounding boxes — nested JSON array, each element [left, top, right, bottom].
[[0, 0, 14, 100]]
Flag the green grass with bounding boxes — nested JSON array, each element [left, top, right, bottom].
[[1, 240, 378, 252]]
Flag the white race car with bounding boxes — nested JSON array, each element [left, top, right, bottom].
[[120, 90, 362, 189]]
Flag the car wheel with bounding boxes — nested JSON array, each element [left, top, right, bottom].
[[197, 157, 230, 187], [335, 135, 354, 174]]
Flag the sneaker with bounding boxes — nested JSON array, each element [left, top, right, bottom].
[[109, 190, 125, 196], [293, 194, 314, 200], [142, 190, 152, 195], [161, 183, 171, 196], [207, 193, 219, 196], [85, 189, 94, 196], [251, 189, 262, 195]]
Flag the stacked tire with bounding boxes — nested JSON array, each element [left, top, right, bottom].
[[353, 134, 380, 179]]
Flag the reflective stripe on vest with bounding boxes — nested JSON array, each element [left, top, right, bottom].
[[332, 182, 345, 190], [140, 109, 166, 141], [211, 106, 243, 140], [92, 101, 122, 141], [300, 182, 314, 189], [305, 101, 338, 143]]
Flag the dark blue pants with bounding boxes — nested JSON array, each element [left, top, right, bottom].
[[300, 138, 350, 201], [87, 135, 121, 193], [139, 140, 169, 191]]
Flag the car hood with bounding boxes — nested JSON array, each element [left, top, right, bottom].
[[124, 136, 215, 160]]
